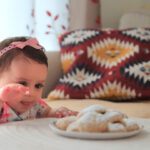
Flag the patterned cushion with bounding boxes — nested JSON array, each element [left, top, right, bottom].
[[48, 28, 150, 101]]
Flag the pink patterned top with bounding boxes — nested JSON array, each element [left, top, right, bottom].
[[0, 99, 49, 123]]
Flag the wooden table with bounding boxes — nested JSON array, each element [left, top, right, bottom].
[[0, 118, 149, 150]]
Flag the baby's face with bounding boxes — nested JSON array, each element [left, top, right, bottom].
[[0, 54, 48, 114]]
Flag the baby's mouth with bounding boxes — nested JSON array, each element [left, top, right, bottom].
[[21, 101, 31, 107]]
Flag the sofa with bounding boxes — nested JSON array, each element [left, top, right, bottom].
[[0, 49, 149, 149], [0, 51, 149, 149], [43, 51, 150, 118]]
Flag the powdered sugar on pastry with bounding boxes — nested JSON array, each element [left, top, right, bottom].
[[78, 112, 103, 124], [77, 112, 107, 132], [122, 118, 139, 131], [55, 104, 140, 133], [77, 104, 106, 118], [103, 110, 126, 122], [66, 121, 79, 132], [56, 116, 76, 130], [108, 122, 126, 132]]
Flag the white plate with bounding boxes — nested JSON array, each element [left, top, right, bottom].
[[49, 120, 144, 140]]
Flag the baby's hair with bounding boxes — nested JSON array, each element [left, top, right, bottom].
[[0, 36, 48, 72]]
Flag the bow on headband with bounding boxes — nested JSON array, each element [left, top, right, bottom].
[[0, 38, 42, 57]]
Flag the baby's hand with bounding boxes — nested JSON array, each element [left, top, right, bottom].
[[0, 83, 29, 103], [54, 107, 78, 118]]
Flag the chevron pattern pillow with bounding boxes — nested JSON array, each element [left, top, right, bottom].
[[48, 28, 150, 101]]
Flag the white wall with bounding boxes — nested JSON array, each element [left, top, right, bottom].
[[101, 0, 150, 28]]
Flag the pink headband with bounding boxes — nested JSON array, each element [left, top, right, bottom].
[[0, 38, 42, 57]]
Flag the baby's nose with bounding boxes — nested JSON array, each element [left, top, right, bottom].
[[25, 90, 30, 95], [24, 88, 35, 97]]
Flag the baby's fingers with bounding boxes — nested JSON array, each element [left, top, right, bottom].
[[0, 84, 29, 102], [68, 111, 78, 116], [64, 110, 78, 117], [15, 85, 29, 94], [5, 84, 29, 94], [56, 108, 78, 118]]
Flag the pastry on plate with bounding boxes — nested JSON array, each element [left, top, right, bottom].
[[55, 104, 140, 133]]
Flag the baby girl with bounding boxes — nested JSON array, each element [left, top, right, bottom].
[[0, 37, 77, 123]]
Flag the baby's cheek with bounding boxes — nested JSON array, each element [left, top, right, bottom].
[[32, 100, 38, 106], [34, 90, 42, 97], [6, 99, 19, 109], [32, 96, 41, 105]]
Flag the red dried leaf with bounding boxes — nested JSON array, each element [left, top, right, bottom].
[[31, 29, 34, 34], [45, 32, 50, 34], [54, 15, 59, 20], [66, 4, 69, 9], [31, 9, 34, 17], [46, 11, 51, 16], [91, 0, 98, 3], [96, 16, 101, 25], [62, 25, 66, 30], [47, 25, 52, 28]]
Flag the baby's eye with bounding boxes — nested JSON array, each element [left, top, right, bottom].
[[19, 81, 27, 86], [35, 84, 44, 89]]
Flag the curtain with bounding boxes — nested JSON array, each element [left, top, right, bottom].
[[0, 0, 32, 39], [69, 0, 101, 30], [0, 0, 100, 50], [0, 0, 69, 51], [35, 0, 69, 50]]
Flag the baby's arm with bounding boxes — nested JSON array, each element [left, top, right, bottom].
[[42, 105, 78, 118], [50, 107, 78, 118], [0, 84, 29, 121], [0, 84, 29, 106], [0, 101, 3, 112]]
